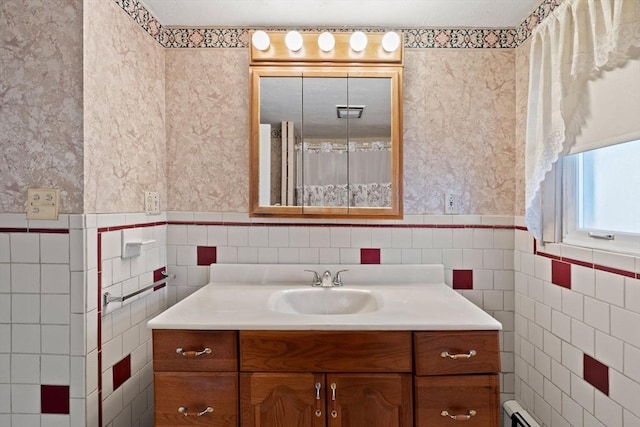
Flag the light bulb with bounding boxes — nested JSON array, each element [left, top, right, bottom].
[[349, 31, 368, 52], [382, 31, 400, 52], [251, 31, 270, 51], [285, 31, 303, 52], [317, 31, 335, 52]]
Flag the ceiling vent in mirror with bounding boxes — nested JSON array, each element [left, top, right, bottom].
[[336, 105, 365, 119]]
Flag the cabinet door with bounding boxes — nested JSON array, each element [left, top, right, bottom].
[[154, 372, 238, 426], [326, 373, 412, 427], [241, 372, 325, 427], [415, 374, 499, 427]]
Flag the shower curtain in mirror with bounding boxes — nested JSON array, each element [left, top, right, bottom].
[[295, 141, 391, 207]]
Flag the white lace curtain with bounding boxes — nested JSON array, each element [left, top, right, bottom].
[[525, 0, 640, 240]]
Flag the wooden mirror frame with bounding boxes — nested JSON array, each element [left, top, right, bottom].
[[249, 31, 404, 219]]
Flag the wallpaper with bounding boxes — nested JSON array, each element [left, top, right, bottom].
[[165, 49, 250, 212], [83, 0, 166, 213], [0, 0, 83, 213], [165, 48, 516, 215], [515, 40, 532, 216], [403, 49, 516, 215]]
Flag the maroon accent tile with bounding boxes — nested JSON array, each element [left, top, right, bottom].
[[452, 270, 473, 290], [197, 246, 217, 266], [153, 283, 167, 292], [584, 354, 609, 395], [551, 260, 572, 289], [360, 248, 381, 264], [41, 385, 70, 414], [538, 251, 561, 261], [562, 257, 594, 269], [113, 355, 131, 391], [153, 267, 167, 282], [594, 264, 636, 278], [533, 239, 537, 254], [0, 228, 70, 234]]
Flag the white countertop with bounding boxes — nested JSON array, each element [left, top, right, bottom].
[[147, 264, 502, 331]]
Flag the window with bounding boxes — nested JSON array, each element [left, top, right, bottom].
[[562, 139, 640, 255]]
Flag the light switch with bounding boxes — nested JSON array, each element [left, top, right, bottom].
[[26, 188, 60, 220]]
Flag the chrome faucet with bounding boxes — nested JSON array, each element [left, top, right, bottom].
[[305, 269, 348, 287]]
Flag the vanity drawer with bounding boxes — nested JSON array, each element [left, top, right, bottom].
[[239, 330, 412, 372], [414, 374, 499, 427], [153, 330, 238, 372], [154, 372, 238, 426], [414, 331, 499, 376]]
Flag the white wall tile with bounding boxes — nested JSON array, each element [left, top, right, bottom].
[[572, 319, 595, 355], [543, 377, 562, 412], [562, 341, 584, 375], [595, 330, 624, 371], [11, 324, 40, 354], [411, 228, 432, 248], [167, 224, 188, 245], [40, 354, 70, 385], [289, 227, 310, 247], [452, 229, 473, 248], [584, 297, 611, 333], [594, 251, 636, 273], [236, 247, 258, 264], [623, 410, 640, 427], [543, 282, 562, 311], [462, 249, 483, 269], [269, 227, 289, 248], [595, 393, 623, 427], [70, 356, 85, 399], [227, 227, 248, 246], [41, 264, 70, 294], [309, 228, 330, 248], [473, 270, 493, 290], [11, 294, 39, 323], [10, 384, 39, 413], [207, 226, 228, 246], [248, 227, 268, 247], [41, 294, 70, 324], [175, 246, 195, 266], [216, 247, 237, 263], [298, 248, 319, 264], [10, 264, 40, 293], [278, 248, 300, 263], [432, 229, 453, 249], [442, 249, 463, 269], [610, 369, 640, 417], [0, 264, 9, 293], [329, 227, 350, 248], [0, 234, 9, 263], [528, 277, 544, 302], [421, 249, 442, 264], [0, 355, 8, 381], [42, 325, 70, 355], [544, 330, 562, 362], [483, 249, 504, 269], [624, 344, 640, 383], [10, 234, 39, 263], [102, 336, 123, 371], [380, 248, 401, 264], [611, 307, 640, 348], [562, 288, 584, 321], [339, 248, 360, 264], [186, 225, 207, 246], [626, 277, 640, 314], [69, 229, 85, 272], [552, 310, 571, 341], [572, 265, 596, 297], [571, 373, 594, 412], [258, 247, 278, 264], [534, 256, 551, 282], [562, 393, 584, 427], [11, 354, 39, 383], [596, 270, 625, 307]]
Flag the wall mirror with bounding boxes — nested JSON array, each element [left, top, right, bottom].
[[249, 31, 404, 218]]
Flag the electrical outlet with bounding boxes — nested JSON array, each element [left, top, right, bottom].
[[145, 191, 160, 215], [445, 193, 455, 214], [26, 188, 59, 220]]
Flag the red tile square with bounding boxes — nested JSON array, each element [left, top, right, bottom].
[[41, 385, 69, 414], [113, 354, 131, 391], [360, 248, 381, 264], [584, 354, 609, 395], [153, 266, 167, 282], [452, 270, 473, 290], [552, 260, 572, 289], [197, 246, 217, 266]]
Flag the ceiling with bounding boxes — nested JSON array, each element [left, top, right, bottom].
[[140, 0, 541, 29]]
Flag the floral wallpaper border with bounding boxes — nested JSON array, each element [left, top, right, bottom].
[[117, 0, 562, 48]]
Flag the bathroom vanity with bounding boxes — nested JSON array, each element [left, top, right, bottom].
[[148, 264, 502, 427]]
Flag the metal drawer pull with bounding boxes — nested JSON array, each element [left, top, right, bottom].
[[176, 347, 212, 357], [315, 382, 321, 400], [441, 409, 477, 420], [178, 406, 214, 417], [440, 349, 477, 359]]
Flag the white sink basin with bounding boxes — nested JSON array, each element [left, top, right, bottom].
[[268, 288, 381, 315]]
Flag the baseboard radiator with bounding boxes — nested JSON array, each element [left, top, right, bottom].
[[503, 400, 540, 427]]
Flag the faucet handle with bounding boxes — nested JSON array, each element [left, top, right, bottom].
[[332, 270, 348, 287], [304, 270, 321, 286]]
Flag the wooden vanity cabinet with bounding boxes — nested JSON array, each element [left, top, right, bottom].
[[239, 331, 413, 427], [413, 331, 500, 427], [152, 329, 500, 427], [152, 330, 239, 426]]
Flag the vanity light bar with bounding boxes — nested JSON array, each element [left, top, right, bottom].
[[250, 31, 403, 65]]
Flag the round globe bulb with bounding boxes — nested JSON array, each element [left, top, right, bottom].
[[285, 31, 303, 52], [382, 31, 401, 52], [251, 31, 270, 51], [349, 31, 368, 52], [317, 32, 335, 52]]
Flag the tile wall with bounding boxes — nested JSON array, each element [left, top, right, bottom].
[[514, 227, 640, 426]]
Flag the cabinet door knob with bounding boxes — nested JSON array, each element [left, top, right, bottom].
[[440, 409, 476, 420], [176, 347, 212, 357], [440, 349, 477, 359], [178, 406, 214, 417], [315, 382, 322, 400]]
